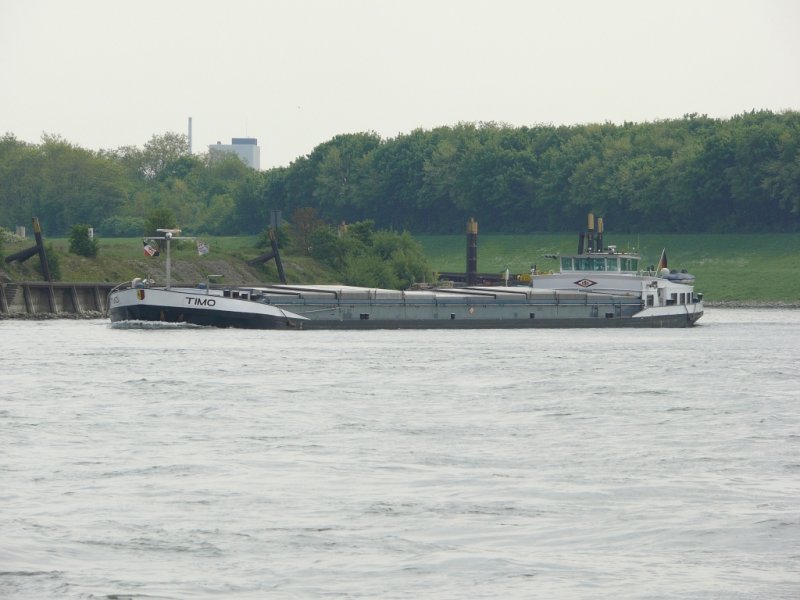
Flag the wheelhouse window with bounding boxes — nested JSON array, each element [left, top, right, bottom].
[[568, 256, 634, 272]]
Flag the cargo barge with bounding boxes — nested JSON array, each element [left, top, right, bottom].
[[108, 220, 703, 329]]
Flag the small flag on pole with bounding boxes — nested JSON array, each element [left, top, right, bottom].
[[657, 248, 668, 271], [197, 240, 209, 256], [143, 241, 160, 257]]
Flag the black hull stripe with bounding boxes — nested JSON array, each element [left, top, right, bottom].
[[110, 305, 300, 329]]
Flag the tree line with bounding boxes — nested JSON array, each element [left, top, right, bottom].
[[1, 110, 798, 237]]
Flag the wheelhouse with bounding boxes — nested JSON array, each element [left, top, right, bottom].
[[560, 254, 640, 274]]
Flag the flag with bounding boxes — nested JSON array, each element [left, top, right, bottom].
[[197, 240, 209, 256], [657, 248, 668, 271], [143, 240, 160, 257]]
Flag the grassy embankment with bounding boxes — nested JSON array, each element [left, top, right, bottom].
[[1, 236, 338, 287], [2, 233, 798, 304]]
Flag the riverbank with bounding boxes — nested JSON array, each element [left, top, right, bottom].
[[705, 300, 800, 309]]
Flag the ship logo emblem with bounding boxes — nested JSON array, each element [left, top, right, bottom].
[[574, 278, 597, 288]]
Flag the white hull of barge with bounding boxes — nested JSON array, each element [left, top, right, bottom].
[[109, 287, 308, 329]]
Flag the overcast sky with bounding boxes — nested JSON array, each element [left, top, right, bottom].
[[2, 0, 798, 169]]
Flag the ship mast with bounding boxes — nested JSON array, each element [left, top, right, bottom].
[[154, 229, 193, 289]]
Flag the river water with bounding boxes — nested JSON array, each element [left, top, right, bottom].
[[1, 309, 798, 599]]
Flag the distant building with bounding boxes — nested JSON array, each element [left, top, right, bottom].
[[208, 137, 261, 169]]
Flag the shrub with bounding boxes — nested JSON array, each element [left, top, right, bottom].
[[68, 224, 99, 257], [145, 208, 178, 237], [343, 253, 400, 289], [309, 226, 348, 269], [297, 217, 433, 288]]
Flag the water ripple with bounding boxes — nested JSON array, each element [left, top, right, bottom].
[[1, 311, 799, 599]]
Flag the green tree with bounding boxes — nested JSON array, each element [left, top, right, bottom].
[[5, 113, 800, 237], [230, 168, 268, 234], [309, 225, 348, 269], [311, 132, 381, 222], [370, 229, 431, 287], [0, 134, 128, 235], [363, 128, 430, 229], [343, 253, 400, 288], [138, 132, 190, 180], [250, 167, 289, 231], [726, 111, 789, 230], [40, 135, 129, 233], [763, 121, 800, 218], [291, 207, 326, 254], [347, 219, 375, 246], [0, 135, 41, 228], [309, 219, 431, 288]]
